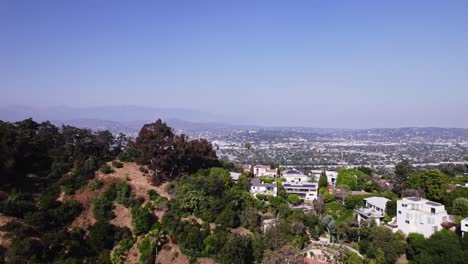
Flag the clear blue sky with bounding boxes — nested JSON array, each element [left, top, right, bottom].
[[1, 0, 467, 128]]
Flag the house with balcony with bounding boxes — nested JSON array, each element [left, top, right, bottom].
[[250, 178, 277, 197], [282, 169, 310, 183], [355, 196, 390, 226], [310, 170, 338, 188], [461, 217, 468, 237], [282, 182, 318, 201], [397, 197, 450, 238]]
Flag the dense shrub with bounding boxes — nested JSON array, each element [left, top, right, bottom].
[[112, 160, 124, 168], [100, 164, 114, 174]]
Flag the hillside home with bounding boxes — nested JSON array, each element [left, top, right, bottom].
[[397, 197, 449, 238], [311, 170, 339, 188], [253, 165, 277, 177], [462, 217, 468, 237], [250, 178, 277, 197], [283, 182, 318, 201], [355, 196, 390, 226], [282, 169, 310, 183]]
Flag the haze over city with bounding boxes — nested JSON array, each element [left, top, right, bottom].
[[2, 1, 468, 128]]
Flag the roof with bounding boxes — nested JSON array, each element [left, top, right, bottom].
[[282, 169, 302, 175], [229, 172, 241, 181], [426, 201, 443, 206], [254, 165, 270, 169], [405, 197, 422, 202], [250, 178, 277, 188], [283, 183, 317, 188], [364, 197, 390, 210]]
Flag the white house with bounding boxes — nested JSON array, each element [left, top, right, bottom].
[[229, 172, 241, 181], [253, 165, 277, 177], [355, 197, 390, 226], [397, 197, 449, 238], [310, 170, 338, 188], [282, 169, 310, 183], [461, 217, 468, 237], [282, 182, 318, 201], [250, 178, 277, 197]]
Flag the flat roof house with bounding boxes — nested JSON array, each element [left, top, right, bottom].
[[282, 169, 310, 183], [355, 196, 390, 226], [283, 182, 318, 201], [250, 178, 277, 197], [397, 197, 449, 238]]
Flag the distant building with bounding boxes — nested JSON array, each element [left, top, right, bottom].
[[378, 180, 394, 190], [253, 165, 277, 177], [355, 196, 390, 226], [282, 169, 310, 183], [461, 217, 468, 237], [283, 182, 318, 201], [242, 164, 252, 173], [310, 170, 338, 188], [249, 178, 277, 197], [397, 197, 450, 238]]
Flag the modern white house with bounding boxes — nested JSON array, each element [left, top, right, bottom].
[[355, 196, 390, 226], [282, 169, 310, 183], [310, 170, 338, 188], [282, 182, 319, 201], [250, 178, 277, 197], [461, 217, 468, 237], [397, 197, 449, 238], [253, 165, 277, 177]]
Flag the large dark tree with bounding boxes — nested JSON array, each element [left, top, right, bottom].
[[132, 119, 219, 185]]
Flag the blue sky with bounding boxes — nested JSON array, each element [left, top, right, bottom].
[[1, 0, 467, 128]]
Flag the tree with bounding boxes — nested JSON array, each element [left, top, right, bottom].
[[132, 119, 219, 185], [336, 169, 363, 191], [244, 142, 252, 150], [394, 160, 415, 193], [287, 194, 302, 206], [385, 199, 397, 218], [452, 197, 468, 217], [408, 229, 468, 264], [262, 245, 302, 264], [319, 170, 328, 189], [217, 234, 253, 264], [407, 170, 448, 201]]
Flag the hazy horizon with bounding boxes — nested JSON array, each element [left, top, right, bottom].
[[2, 1, 468, 128]]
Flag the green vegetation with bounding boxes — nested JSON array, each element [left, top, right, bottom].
[[89, 179, 104, 190], [336, 169, 365, 190], [112, 160, 124, 168], [1, 118, 467, 264], [100, 164, 114, 174]]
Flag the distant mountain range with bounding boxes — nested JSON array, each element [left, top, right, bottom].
[[1, 105, 467, 140]]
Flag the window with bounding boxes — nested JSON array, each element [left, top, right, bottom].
[[431, 208, 436, 214], [405, 220, 409, 224], [398, 211, 401, 214]]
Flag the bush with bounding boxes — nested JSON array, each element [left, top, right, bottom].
[[116, 181, 132, 206], [287, 194, 302, 205], [100, 164, 114, 174], [131, 206, 154, 236], [89, 179, 104, 191], [259, 177, 275, 184], [147, 190, 159, 201], [112, 160, 124, 168]]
